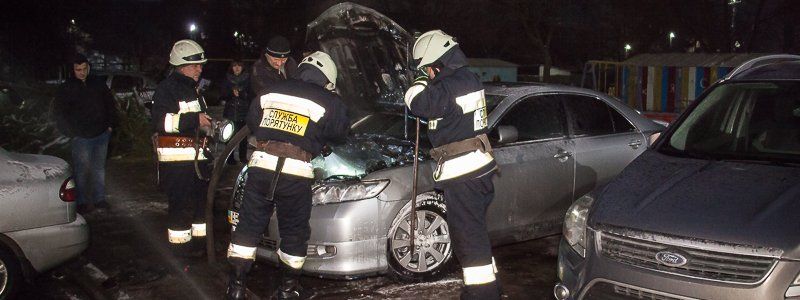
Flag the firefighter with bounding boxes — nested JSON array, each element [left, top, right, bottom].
[[151, 39, 212, 259], [403, 30, 500, 299], [225, 51, 349, 300]]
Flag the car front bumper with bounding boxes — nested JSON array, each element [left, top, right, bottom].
[[253, 197, 403, 279], [5, 214, 89, 272], [556, 228, 800, 300]]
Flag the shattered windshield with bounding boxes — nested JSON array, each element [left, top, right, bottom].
[[661, 81, 800, 163]]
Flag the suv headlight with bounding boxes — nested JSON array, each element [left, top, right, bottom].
[[312, 179, 390, 206], [563, 194, 595, 258]]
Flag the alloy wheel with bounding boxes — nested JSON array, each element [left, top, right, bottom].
[[0, 258, 7, 295], [390, 209, 452, 273]]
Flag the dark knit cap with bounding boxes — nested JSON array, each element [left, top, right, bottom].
[[265, 36, 291, 58]]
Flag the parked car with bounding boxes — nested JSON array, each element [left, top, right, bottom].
[[0, 147, 89, 299], [555, 55, 800, 300], [95, 71, 157, 110], [222, 3, 663, 281]]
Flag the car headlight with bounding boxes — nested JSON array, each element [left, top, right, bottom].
[[312, 179, 390, 206], [786, 273, 800, 298], [563, 194, 595, 258]]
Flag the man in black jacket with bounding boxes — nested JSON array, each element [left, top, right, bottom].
[[250, 35, 298, 96], [404, 30, 500, 300], [151, 39, 213, 258], [53, 54, 118, 214], [225, 51, 349, 300]]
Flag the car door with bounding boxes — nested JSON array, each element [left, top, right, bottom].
[[564, 94, 647, 198], [486, 95, 575, 242]]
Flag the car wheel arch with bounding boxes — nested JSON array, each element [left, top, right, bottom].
[[0, 234, 35, 281]]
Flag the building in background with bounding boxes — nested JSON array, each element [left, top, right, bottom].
[[467, 58, 518, 82], [582, 53, 768, 118]]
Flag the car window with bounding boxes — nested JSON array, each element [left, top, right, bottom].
[[564, 95, 616, 136], [496, 95, 567, 142], [610, 105, 636, 133], [664, 81, 800, 161]]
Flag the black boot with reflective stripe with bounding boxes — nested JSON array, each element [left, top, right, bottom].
[[273, 264, 303, 299]]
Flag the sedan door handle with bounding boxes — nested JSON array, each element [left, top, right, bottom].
[[628, 139, 643, 149], [553, 149, 572, 162]]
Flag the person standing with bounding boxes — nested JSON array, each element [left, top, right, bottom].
[[250, 35, 297, 96], [225, 51, 349, 300], [151, 39, 212, 258], [53, 54, 118, 214], [403, 30, 500, 299], [221, 59, 252, 165]]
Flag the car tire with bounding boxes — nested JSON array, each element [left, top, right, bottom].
[[0, 246, 22, 300], [387, 193, 455, 282]]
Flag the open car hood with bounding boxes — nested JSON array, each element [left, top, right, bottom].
[[312, 133, 429, 181], [307, 2, 413, 118]]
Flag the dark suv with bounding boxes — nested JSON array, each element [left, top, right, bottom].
[[555, 55, 800, 300]]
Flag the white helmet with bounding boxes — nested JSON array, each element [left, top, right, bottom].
[[300, 51, 337, 90], [169, 39, 207, 66], [413, 30, 458, 70]]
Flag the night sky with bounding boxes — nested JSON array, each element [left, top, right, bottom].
[[1, 0, 799, 81]]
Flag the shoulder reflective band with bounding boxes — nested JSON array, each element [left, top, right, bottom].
[[404, 82, 427, 108], [178, 100, 203, 114], [164, 113, 181, 133], [191, 223, 206, 237], [260, 93, 326, 122], [248, 151, 313, 178], [462, 263, 497, 285], [456, 90, 488, 131], [157, 147, 208, 162], [278, 249, 306, 270], [168, 229, 192, 244], [455, 89, 486, 113], [227, 243, 257, 260], [434, 150, 494, 181]]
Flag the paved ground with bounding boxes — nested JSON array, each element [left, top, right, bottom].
[[17, 157, 560, 300]]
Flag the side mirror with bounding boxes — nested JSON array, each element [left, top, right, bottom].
[[496, 125, 518, 145]]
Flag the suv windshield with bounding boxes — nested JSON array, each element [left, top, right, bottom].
[[661, 81, 800, 163]]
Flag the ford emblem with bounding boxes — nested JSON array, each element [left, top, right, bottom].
[[655, 250, 688, 267]]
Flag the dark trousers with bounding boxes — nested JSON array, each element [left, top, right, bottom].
[[71, 130, 110, 205], [227, 121, 248, 163], [231, 168, 312, 257], [160, 163, 209, 231], [441, 173, 499, 299]]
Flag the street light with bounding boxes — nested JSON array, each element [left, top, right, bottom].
[[668, 31, 676, 48], [189, 23, 197, 39], [233, 31, 239, 38], [624, 43, 632, 57]]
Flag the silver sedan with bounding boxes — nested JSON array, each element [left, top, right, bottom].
[[227, 83, 663, 281]]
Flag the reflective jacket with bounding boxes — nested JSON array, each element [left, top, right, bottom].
[[151, 72, 209, 162], [246, 78, 349, 179], [405, 56, 495, 182]]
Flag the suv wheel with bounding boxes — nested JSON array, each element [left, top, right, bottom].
[[0, 246, 21, 300], [387, 194, 454, 282]]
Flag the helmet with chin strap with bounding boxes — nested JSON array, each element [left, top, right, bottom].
[[169, 39, 207, 66], [300, 51, 337, 90], [412, 30, 457, 70]]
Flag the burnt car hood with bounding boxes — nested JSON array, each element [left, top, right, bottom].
[[312, 133, 427, 180], [589, 150, 800, 259], [307, 2, 413, 117]]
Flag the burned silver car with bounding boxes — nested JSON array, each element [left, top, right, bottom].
[[225, 3, 663, 280]]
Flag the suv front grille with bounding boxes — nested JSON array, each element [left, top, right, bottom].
[[599, 232, 775, 284], [584, 282, 691, 300]]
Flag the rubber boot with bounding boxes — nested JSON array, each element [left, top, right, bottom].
[[273, 264, 303, 299], [226, 258, 252, 300], [460, 281, 501, 300]]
